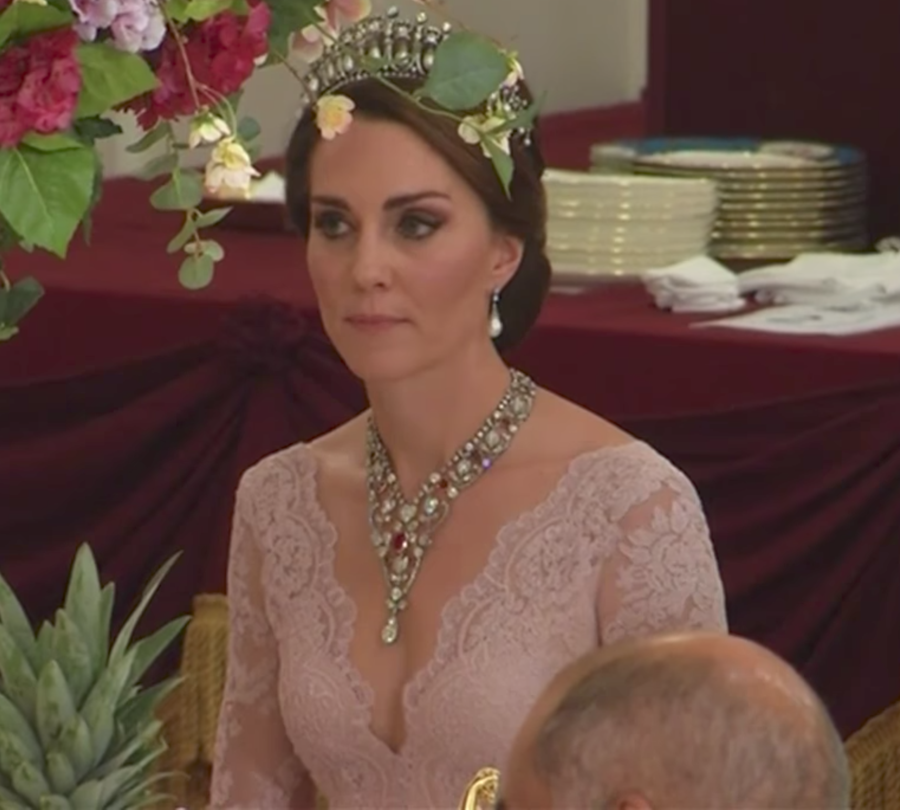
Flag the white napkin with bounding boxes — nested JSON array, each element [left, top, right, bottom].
[[694, 298, 900, 336], [643, 256, 745, 313], [737, 252, 900, 306]]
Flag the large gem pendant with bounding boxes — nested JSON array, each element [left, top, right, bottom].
[[381, 615, 399, 645]]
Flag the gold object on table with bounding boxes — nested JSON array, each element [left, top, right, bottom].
[[459, 767, 501, 810]]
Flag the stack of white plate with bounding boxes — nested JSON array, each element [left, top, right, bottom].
[[591, 138, 869, 261], [543, 168, 717, 288]]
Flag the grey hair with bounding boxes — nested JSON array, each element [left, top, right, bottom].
[[533, 651, 850, 809]]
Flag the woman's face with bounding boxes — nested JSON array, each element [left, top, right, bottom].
[[305, 116, 522, 382]]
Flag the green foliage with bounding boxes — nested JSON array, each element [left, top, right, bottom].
[[419, 32, 510, 111], [0, 277, 44, 342], [0, 141, 96, 258], [179, 252, 216, 289], [75, 44, 158, 119], [0, 545, 186, 808], [0, 3, 72, 49], [167, 0, 249, 22], [265, 0, 328, 59], [149, 170, 205, 212]]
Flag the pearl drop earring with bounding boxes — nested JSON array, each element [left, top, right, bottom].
[[489, 288, 503, 338]]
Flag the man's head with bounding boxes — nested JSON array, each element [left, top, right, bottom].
[[501, 633, 850, 810]]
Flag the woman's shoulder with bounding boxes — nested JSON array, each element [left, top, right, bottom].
[[237, 415, 367, 506], [529, 388, 698, 503]]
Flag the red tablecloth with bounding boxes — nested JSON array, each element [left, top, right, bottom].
[[3, 174, 900, 739]]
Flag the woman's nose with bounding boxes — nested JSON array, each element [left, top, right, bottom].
[[348, 228, 393, 289]]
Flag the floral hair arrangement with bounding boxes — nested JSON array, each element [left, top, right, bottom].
[[0, 0, 538, 339]]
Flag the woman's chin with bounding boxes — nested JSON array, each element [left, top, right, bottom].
[[340, 348, 427, 385]]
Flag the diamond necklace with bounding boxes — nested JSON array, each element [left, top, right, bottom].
[[365, 368, 536, 645]]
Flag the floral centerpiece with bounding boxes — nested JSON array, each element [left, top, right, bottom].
[[0, 0, 537, 340]]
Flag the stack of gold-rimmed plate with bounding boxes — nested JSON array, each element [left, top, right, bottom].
[[590, 138, 869, 261], [543, 168, 717, 289]]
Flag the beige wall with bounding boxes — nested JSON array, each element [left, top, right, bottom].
[[99, 0, 647, 175]]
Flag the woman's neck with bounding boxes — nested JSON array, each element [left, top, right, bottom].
[[365, 346, 512, 498]]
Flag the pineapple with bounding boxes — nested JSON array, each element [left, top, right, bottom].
[[0, 544, 188, 810]]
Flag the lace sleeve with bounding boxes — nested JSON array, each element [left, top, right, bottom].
[[594, 457, 728, 643], [210, 472, 317, 810]]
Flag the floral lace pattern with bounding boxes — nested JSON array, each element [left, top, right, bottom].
[[210, 441, 727, 809]]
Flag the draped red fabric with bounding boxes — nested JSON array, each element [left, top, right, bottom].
[[2, 102, 899, 736]]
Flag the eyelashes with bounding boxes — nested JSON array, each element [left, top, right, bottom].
[[310, 210, 445, 241]]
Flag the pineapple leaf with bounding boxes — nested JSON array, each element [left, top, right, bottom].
[[126, 617, 189, 692], [45, 749, 76, 795], [0, 573, 37, 671], [0, 625, 38, 725], [10, 759, 50, 807], [96, 743, 165, 806], [97, 585, 115, 666], [115, 677, 182, 738], [56, 715, 93, 783], [102, 773, 171, 810], [68, 779, 102, 810], [0, 782, 30, 807], [34, 624, 53, 673], [49, 612, 94, 710], [92, 719, 162, 779], [0, 694, 40, 765], [62, 546, 104, 671], [38, 796, 73, 810], [109, 554, 180, 671], [35, 662, 76, 750], [79, 649, 136, 766]]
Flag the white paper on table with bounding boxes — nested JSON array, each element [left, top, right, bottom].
[[692, 299, 900, 336]]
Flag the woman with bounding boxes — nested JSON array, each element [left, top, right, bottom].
[[211, 11, 727, 809]]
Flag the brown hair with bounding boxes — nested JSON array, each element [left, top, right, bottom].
[[284, 78, 550, 353]]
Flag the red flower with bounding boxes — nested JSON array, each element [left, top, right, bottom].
[[0, 28, 81, 148], [125, 2, 270, 129]]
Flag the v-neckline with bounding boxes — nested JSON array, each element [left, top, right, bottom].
[[294, 441, 640, 758]]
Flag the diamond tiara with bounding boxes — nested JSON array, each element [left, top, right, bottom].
[[299, 7, 534, 139]]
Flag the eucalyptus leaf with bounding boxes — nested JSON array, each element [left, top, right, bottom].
[[0, 144, 96, 257], [179, 254, 215, 289], [166, 217, 196, 254], [194, 207, 233, 229], [149, 171, 204, 211], [0, 3, 72, 49], [198, 239, 224, 262], [481, 137, 514, 197], [1, 277, 45, 328], [237, 116, 261, 143], [137, 153, 177, 181], [126, 124, 169, 155], [419, 32, 509, 111], [75, 43, 158, 119]]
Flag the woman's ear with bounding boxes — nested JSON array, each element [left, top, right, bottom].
[[488, 232, 525, 292]]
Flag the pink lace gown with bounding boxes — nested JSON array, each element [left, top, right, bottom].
[[210, 441, 727, 809]]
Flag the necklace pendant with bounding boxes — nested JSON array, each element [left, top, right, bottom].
[[381, 614, 399, 645]]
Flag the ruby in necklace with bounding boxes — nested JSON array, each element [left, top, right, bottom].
[[365, 369, 536, 645]]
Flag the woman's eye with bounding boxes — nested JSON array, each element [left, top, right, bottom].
[[397, 213, 441, 240], [312, 211, 351, 239]]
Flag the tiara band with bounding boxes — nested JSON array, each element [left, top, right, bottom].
[[300, 7, 533, 140]]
